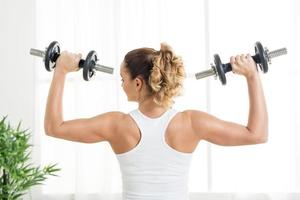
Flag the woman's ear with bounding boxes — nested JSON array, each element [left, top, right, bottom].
[[135, 77, 143, 91]]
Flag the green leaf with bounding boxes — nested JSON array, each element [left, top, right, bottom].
[[11, 191, 25, 200], [0, 116, 61, 199]]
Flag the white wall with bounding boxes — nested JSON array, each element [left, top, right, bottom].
[[294, 0, 300, 192], [0, 1, 36, 199], [0, 0, 35, 129]]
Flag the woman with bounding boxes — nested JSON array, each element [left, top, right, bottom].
[[44, 43, 268, 200]]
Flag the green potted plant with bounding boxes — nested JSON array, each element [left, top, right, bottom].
[[0, 116, 60, 200]]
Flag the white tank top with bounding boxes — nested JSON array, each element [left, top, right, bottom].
[[116, 108, 193, 200]]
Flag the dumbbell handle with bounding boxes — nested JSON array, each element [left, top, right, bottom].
[[30, 48, 114, 74], [195, 47, 287, 79], [221, 54, 260, 74]]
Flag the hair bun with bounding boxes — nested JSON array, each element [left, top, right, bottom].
[[160, 42, 173, 53], [148, 42, 185, 108], [158, 42, 174, 63], [150, 65, 163, 92]]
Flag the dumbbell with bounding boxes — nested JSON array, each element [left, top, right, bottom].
[[30, 41, 114, 81], [195, 41, 287, 85]]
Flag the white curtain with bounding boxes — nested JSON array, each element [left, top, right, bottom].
[[32, 0, 300, 199]]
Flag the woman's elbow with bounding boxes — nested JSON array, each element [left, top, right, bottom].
[[44, 118, 63, 136], [44, 123, 60, 137], [44, 124, 54, 136], [254, 129, 268, 144], [256, 134, 268, 144]]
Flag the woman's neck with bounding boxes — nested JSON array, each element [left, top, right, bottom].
[[138, 97, 168, 118]]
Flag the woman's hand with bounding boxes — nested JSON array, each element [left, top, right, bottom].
[[55, 51, 82, 74], [230, 54, 258, 79]]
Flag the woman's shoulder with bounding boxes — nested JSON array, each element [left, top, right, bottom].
[[104, 111, 136, 126], [102, 111, 131, 121], [181, 109, 208, 117], [178, 109, 213, 125]]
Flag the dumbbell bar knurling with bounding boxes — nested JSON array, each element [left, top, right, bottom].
[[266, 47, 288, 60], [195, 67, 216, 79], [93, 63, 114, 74], [30, 48, 114, 74], [30, 48, 45, 58], [195, 46, 287, 80]]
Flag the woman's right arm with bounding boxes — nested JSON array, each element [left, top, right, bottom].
[[45, 112, 124, 143], [44, 51, 123, 143], [187, 54, 268, 146]]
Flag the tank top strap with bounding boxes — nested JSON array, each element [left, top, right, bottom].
[[162, 108, 178, 130], [128, 109, 141, 125]]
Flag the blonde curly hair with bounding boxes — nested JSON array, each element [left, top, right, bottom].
[[124, 43, 185, 108]]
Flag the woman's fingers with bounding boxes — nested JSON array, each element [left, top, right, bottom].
[[230, 56, 237, 74], [74, 53, 82, 71], [229, 53, 258, 78]]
